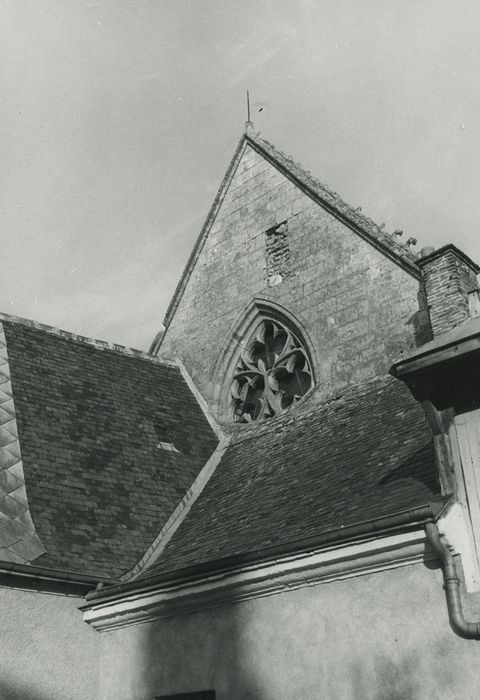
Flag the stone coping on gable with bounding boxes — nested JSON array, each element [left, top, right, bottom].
[[0, 311, 178, 368], [160, 129, 424, 339]]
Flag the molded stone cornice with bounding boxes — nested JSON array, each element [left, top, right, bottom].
[[82, 529, 429, 632]]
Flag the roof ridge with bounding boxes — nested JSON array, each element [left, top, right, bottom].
[[122, 436, 231, 582], [247, 130, 421, 274], [0, 311, 178, 368]]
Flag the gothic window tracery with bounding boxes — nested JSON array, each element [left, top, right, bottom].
[[230, 318, 313, 423]]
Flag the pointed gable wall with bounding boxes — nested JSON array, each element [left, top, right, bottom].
[[157, 135, 430, 416]]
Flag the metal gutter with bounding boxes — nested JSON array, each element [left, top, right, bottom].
[[0, 559, 116, 592], [425, 522, 480, 639], [84, 500, 446, 606]]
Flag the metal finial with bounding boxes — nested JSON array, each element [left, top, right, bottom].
[[245, 90, 254, 132]]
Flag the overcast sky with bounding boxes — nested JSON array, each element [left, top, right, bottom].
[[2, 0, 480, 349]]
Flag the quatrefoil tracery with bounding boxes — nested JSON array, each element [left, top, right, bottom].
[[230, 319, 313, 422]]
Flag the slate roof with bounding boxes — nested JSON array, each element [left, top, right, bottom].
[[2, 319, 218, 579], [139, 374, 440, 580]]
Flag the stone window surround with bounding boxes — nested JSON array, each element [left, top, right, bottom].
[[209, 298, 317, 424], [230, 317, 313, 423]]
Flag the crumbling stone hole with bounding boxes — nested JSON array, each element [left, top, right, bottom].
[[265, 221, 290, 286]]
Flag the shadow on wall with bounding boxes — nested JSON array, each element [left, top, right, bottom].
[[137, 603, 264, 700], [410, 283, 432, 348], [0, 635, 456, 700], [114, 552, 469, 700], [0, 638, 454, 700], [0, 679, 52, 700], [132, 596, 457, 700], [350, 653, 422, 700]]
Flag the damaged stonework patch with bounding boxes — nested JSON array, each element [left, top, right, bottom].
[[265, 221, 291, 286], [0, 323, 45, 563]]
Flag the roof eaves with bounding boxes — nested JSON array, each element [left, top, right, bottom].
[[392, 334, 480, 377], [84, 499, 447, 605], [0, 559, 116, 594], [391, 317, 480, 377], [246, 131, 421, 278]]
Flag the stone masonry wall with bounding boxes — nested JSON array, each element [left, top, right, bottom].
[[158, 143, 430, 418]]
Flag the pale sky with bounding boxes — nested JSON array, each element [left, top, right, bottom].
[[2, 0, 480, 349]]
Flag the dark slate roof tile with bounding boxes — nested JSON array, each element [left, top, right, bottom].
[[3, 320, 218, 579], [142, 375, 439, 578]]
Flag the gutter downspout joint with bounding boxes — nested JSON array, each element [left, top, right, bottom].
[[425, 522, 480, 639]]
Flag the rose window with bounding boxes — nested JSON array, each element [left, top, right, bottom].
[[230, 319, 313, 422]]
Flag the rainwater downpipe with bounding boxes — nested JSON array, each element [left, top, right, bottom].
[[425, 522, 480, 639]]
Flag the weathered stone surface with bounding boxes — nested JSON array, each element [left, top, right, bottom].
[[158, 142, 430, 417]]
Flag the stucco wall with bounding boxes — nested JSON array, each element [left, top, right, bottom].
[[99, 562, 480, 700], [0, 585, 99, 700], [158, 143, 429, 413]]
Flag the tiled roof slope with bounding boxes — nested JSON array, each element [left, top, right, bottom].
[[3, 320, 218, 579], [141, 375, 439, 578]]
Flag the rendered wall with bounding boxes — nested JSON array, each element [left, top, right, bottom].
[[99, 562, 480, 700], [158, 143, 429, 411], [0, 585, 99, 700]]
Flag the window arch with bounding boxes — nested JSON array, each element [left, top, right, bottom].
[[229, 315, 314, 423]]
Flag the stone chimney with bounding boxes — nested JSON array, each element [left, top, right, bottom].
[[418, 244, 480, 337]]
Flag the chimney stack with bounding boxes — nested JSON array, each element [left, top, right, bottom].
[[418, 244, 480, 337]]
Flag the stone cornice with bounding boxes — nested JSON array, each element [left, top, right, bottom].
[[82, 529, 429, 632]]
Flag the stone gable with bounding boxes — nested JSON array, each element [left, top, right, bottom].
[[157, 139, 430, 420]]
